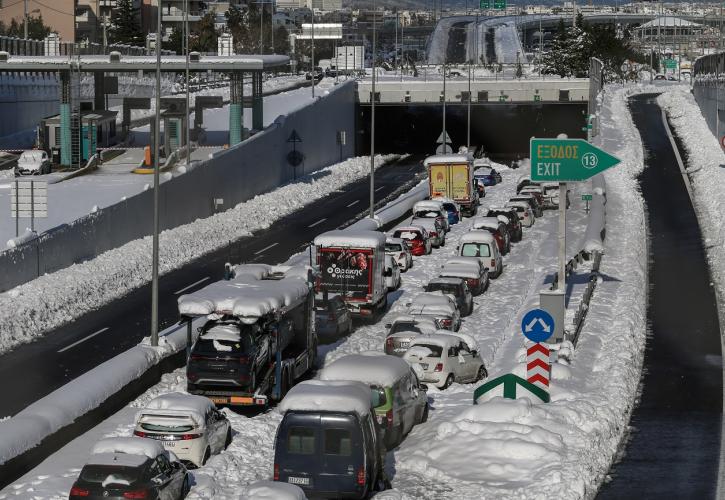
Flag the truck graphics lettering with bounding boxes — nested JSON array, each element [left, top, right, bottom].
[[318, 248, 372, 293]]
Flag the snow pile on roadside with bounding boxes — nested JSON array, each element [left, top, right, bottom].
[[657, 88, 725, 311], [0, 154, 399, 355]]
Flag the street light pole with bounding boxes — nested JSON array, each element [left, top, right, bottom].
[[467, 55, 471, 149], [311, 7, 315, 98], [23, 0, 28, 40], [184, 0, 190, 165], [151, 0, 162, 348], [370, 0, 377, 219], [260, 1, 264, 55]]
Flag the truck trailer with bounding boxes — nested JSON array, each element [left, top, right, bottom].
[[424, 154, 479, 217], [178, 264, 317, 407]]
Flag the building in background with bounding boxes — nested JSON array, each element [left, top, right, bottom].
[[0, 0, 76, 41], [159, 0, 207, 39]]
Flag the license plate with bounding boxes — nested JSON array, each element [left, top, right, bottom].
[[420, 363, 429, 370], [163, 441, 176, 448], [288, 476, 310, 486], [398, 342, 409, 349], [209, 397, 228, 404]]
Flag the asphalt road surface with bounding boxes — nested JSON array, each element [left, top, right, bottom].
[[0, 156, 425, 417], [598, 94, 723, 499]]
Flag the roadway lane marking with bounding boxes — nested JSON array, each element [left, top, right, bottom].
[[346, 200, 359, 208], [58, 328, 110, 353], [174, 276, 210, 295], [308, 218, 327, 228], [375, 186, 385, 192], [254, 242, 278, 255]]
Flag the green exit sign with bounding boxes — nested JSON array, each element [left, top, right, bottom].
[[480, 0, 491, 7], [530, 138, 621, 182], [581, 194, 593, 201], [494, 0, 506, 8]]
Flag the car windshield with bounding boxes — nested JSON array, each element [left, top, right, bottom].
[[461, 243, 492, 258], [390, 322, 423, 334], [412, 344, 443, 357], [415, 210, 440, 218], [427, 283, 461, 296], [79, 465, 143, 485], [385, 243, 403, 252]]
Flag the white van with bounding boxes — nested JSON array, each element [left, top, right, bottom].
[[456, 231, 503, 278]]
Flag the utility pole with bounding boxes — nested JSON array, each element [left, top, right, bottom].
[[467, 55, 471, 150], [260, 1, 264, 55], [311, 6, 315, 98], [185, 0, 190, 165], [23, 0, 28, 40], [370, 0, 377, 219], [151, 0, 162, 347]]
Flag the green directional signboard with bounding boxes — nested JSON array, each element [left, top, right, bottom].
[[480, 0, 491, 8], [530, 138, 621, 182], [664, 58, 677, 69], [494, 0, 506, 8]]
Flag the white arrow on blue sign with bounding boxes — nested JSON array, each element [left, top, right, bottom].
[[521, 309, 555, 343]]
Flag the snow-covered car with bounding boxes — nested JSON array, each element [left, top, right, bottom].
[[404, 333, 487, 389], [392, 226, 432, 256], [384, 254, 402, 291], [315, 295, 353, 339], [319, 353, 429, 449], [439, 258, 490, 296], [431, 197, 461, 225], [486, 208, 523, 242], [133, 392, 231, 468], [516, 175, 539, 194], [473, 164, 501, 186], [541, 182, 571, 209], [457, 230, 504, 278], [505, 201, 535, 228], [412, 200, 450, 232], [385, 237, 413, 271], [405, 292, 461, 331], [69, 437, 190, 499], [410, 216, 445, 248], [510, 194, 543, 218], [424, 277, 474, 316], [654, 73, 667, 80], [15, 150, 50, 176], [472, 216, 511, 254], [383, 315, 443, 356], [518, 186, 546, 211]]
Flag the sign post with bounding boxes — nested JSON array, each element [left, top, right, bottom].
[[11, 180, 48, 236], [581, 193, 592, 212], [530, 137, 620, 292], [521, 308, 554, 393]]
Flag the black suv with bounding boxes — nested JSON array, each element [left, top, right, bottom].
[[424, 277, 474, 317], [486, 208, 523, 242], [187, 319, 271, 392]]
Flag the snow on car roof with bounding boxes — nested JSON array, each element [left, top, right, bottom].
[[90, 437, 164, 463], [505, 201, 530, 210], [423, 154, 471, 166], [278, 380, 372, 417], [471, 217, 502, 231], [459, 231, 496, 244], [86, 452, 149, 468], [444, 258, 482, 269], [230, 264, 271, 280], [429, 276, 465, 286], [314, 230, 386, 249], [389, 314, 438, 327], [439, 264, 478, 280], [411, 218, 437, 230], [177, 269, 310, 321], [320, 353, 411, 387], [413, 200, 443, 211], [411, 332, 478, 351], [409, 292, 455, 307], [394, 225, 425, 234], [473, 159, 491, 167], [240, 481, 306, 500], [137, 392, 215, 427]]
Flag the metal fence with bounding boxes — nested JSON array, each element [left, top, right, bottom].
[[0, 35, 173, 57], [693, 51, 725, 141]]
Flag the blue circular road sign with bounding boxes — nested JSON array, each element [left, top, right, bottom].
[[521, 309, 555, 343]]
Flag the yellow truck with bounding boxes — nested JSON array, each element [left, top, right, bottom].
[[424, 154, 479, 217]]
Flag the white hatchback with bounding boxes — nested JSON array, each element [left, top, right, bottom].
[[404, 333, 487, 389], [134, 392, 232, 468]]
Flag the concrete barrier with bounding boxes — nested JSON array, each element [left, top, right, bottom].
[[0, 81, 357, 292]]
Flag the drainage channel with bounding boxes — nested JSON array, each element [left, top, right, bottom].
[[597, 94, 723, 498]]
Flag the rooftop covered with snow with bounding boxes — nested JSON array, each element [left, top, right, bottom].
[[320, 352, 412, 387], [89, 437, 164, 465], [278, 380, 373, 416], [314, 230, 386, 249], [137, 392, 215, 427]]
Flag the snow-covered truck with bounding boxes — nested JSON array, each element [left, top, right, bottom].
[[314, 230, 388, 319], [178, 264, 317, 407], [424, 154, 479, 217]]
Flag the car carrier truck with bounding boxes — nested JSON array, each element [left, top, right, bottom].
[[178, 263, 317, 407]]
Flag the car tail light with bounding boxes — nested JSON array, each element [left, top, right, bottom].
[[469, 278, 479, 288], [187, 373, 198, 382], [430, 231, 437, 238], [359, 308, 372, 316], [133, 430, 146, 438], [491, 259, 496, 268], [386, 409, 394, 428], [357, 466, 366, 486], [385, 337, 394, 352], [399, 253, 406, 260], [123, 490, 149, 499], [70, 487, 90, 497], [440, 318, 452, 328], [434, 363, 444, 372], [181, 433, 203, 440], [274, 463, 280, 481]]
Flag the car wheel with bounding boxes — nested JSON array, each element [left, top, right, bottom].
[[442, 374, 455, 389], [476, 365, 488, 382], [201, 447, 211, 466], [224, 427, 232, 449], [420, 403, 429, 423]]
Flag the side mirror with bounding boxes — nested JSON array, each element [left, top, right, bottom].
[[384, 323, 392, 329]]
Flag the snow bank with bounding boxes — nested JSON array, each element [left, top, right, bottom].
[[6, 229, 37, 249], [0, 318, 201, 465], [278, 380, 373, 417], [320, 353, 411, 387], [657, 87, 725, 319], [238, 481, 306, 500], [0, 154, 398, 355], [582, 175, 606, 254]]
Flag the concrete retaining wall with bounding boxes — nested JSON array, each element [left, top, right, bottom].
[[0, 81, 357, 292], [0, 74, 58, 143]]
